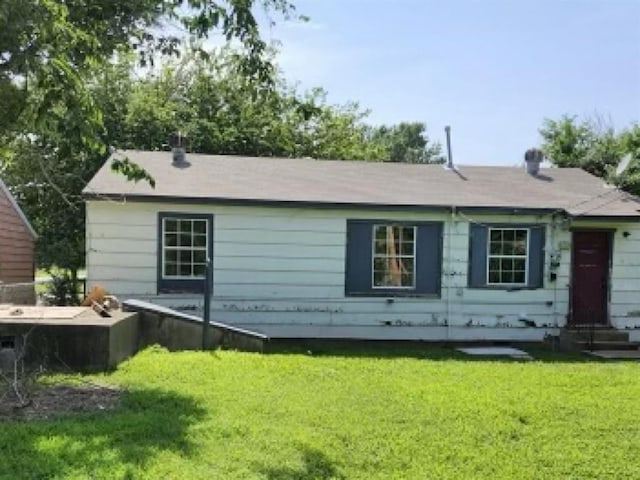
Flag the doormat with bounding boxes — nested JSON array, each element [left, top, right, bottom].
[[457, 346, 533, 360]]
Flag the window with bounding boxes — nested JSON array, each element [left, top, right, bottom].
[[345, 220, 442, 296], [373, 225, 416, 288], [158, 213, 213, 293], [469, 223, 544, 289], [487, 228, 529, 285]]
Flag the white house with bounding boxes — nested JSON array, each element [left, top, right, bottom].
[[83, 149, 640, 342]]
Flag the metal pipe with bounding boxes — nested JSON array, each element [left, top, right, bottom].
[[445, 126, 453, 169], [202, 258, 212, 350]]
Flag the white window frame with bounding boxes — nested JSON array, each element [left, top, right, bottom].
[[161, 217, 209, 280], [486, 227, 530, 286], [371, 224, 417, 289]]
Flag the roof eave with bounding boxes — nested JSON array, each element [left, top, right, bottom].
[[83, 192, 570, 215]]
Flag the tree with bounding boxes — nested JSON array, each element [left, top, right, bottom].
[[0, 1, 298, 295], [114, 50, 388, 160], [539, 115, 640, 195], [369, 122, 444, 164]]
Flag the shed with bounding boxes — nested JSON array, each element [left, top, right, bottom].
[[0, 177, 36, 304]]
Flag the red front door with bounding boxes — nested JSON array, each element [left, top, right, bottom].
[[570, 231, 610, 325]]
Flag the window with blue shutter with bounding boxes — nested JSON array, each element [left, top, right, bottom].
[[345, 220, 442, 296], [468, 223, 545, 289]]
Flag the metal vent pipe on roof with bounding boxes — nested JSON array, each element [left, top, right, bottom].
[[444, 126, 453, 169], [524, 148, 543, 175], [169, 132, 188, 165]]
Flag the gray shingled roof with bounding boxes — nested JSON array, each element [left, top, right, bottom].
[[83, 150, 640, 218]]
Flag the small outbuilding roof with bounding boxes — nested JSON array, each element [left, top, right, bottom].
[[83, 150, 640, 219], [0, 176, 37, 238]]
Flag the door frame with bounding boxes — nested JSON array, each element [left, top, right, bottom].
[[569, 228, 614, 327]]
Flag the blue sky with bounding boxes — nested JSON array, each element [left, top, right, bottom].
[[260, 0, 640, 165]]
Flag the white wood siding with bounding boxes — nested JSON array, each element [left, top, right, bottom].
[[86, 200, 640, 339]]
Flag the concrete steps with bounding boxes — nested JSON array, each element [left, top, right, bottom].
[[559, 328, 640, 352]]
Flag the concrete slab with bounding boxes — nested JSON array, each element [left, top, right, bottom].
[[0, 306, 130, 326], [458, 346, 533, 359], [585, 350, 640, 359]]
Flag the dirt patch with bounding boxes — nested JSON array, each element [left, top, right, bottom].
[[0, 383, 122, 420]]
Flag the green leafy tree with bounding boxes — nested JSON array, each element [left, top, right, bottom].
[[369, 122, 444, 164], [0, 1, 298, 297], [540, 115, 640, 194]]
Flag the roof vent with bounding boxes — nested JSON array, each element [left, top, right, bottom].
[[524, 148, 543, 175], [169, 132, 189, 166], [444, 125, 454, 169]]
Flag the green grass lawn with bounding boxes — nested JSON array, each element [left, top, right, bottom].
[[2, 345, 640, 479]]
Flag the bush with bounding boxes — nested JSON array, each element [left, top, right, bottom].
[[45, 273, 80, 306]]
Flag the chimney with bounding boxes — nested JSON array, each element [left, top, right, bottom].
[[444, 125, 453, 169], [169, 132, 188, 165], [524, 148, 543, 175]]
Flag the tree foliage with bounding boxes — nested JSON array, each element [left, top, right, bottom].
[[0, 44, 443, 282], [539, 115, 640, 195], [0, 0, 298, 283], [369, 122, 444, 164]]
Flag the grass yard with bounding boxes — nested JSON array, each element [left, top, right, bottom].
[[1, 345, 640, 479]]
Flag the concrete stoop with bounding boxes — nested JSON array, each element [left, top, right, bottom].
[[559, 328, 640, 353]]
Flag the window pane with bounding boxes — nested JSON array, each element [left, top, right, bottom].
[[374, 240, 387, 254], [502, 258, 514, 271], [489, 258, 500, 271], [179, 250, 191, 263], [489, 241, 501, 255], [165, 263, 177, 276], [179, 233, 192, 247], [513, 271, 526, 283], [504, 230, 515, 242], [193, 234, 207, 247], [193, 250, 206, 264], [488, 271, 500, 283], [373, 257, 386, 271], [165, 233, 178, 247], [400, 258, 414, 286], [514, 259, 526, 271], [502, 271, 515, 284], [515, 230, 527, 242], [165, 219, 177, 232], [373, 270, 385, 286], [403, 227, 414, 242], [193, 264, 206, 277], [165, 250, 177, 263], [179, 220, 192, 234], [179, 263, 192, 276], [193, 221, 206, 234], [503, 241, 514, 255], [400, 242, 414, 255]]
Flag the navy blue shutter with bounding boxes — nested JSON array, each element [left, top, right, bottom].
[[345, 220, 373, 294], [468, 223, 488, 287], [528, 226, 545, 288], [415, 224, 442, 295]]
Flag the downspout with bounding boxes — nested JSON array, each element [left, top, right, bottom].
[[202, 258, 212, 350], [446, 206, 456, 341]]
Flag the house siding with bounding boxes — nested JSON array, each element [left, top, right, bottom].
[[0, 185, 34, 284], [86, 200, 640, 340]]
